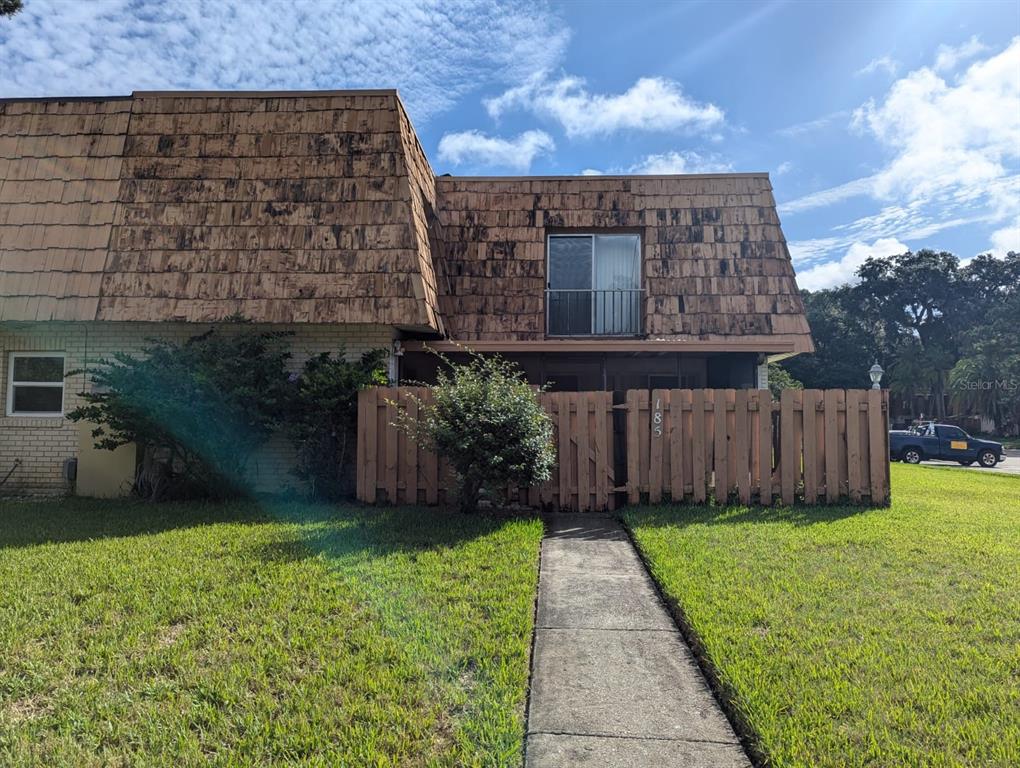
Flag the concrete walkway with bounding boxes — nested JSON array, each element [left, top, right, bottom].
[[525, 514, 750, 768]]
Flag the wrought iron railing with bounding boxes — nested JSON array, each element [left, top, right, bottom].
[[546, 289, 643, 336]]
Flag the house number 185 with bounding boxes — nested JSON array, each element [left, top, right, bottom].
[[653, 397, 663, 437]]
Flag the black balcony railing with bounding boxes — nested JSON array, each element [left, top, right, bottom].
[[546, 289, 643, 336]]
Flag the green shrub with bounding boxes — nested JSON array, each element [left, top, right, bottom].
[[768, 362, 803, 398], [399, 353, 555, 513], [287, 348, 389, 500], [68, 322, 292, 500]]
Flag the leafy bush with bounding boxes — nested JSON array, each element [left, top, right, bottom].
[[768, 362, 803, 398], [69, 323, 292, 500], [399, 353, 555, 513], [287, 348, 389, 500]]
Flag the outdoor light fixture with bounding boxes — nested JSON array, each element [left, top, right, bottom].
[[869, 362, 884, 390]]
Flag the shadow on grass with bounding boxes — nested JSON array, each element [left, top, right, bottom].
[[0, 497, 267, 550], [622, 501, 874, 529], [0, 495, 531, 557], [254, 505, 538, 564]]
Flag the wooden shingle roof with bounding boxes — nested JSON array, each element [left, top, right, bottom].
[[0, 89, 812, 355], [0, 98, 130, 322], [0, 90, 443, 331], [434, 175, 814, 354]]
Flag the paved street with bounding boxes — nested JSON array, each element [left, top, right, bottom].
[[917, 452, 1020, 476]]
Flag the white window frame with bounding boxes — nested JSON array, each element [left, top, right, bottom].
[[6, 352, 66, 418]]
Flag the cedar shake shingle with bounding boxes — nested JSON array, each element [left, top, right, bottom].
[[0, 90, 812, 354], [0, 91, 442, 331], [434, 174, 813, 353]]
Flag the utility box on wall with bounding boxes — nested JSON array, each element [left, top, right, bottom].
[[75, 423, 136, 498]]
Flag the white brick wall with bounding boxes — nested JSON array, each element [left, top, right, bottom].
[[0, 321, 395, 496]]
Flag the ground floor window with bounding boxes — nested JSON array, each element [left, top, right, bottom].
[[6, 352, 65, 417]]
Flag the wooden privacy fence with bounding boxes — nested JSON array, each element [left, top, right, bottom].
[[356, 386, 890, 511]]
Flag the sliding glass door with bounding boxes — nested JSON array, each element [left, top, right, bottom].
[[547, 234, 641, 336]]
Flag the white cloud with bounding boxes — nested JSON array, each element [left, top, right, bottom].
[[626, 151, 732, 175], [579, 150, 732, 176], [794, 237, 909, 291], [852, 38, 1020, 204], [776, 110, 850, 138], [783, 36, 1020, 266], [484, 74, 724, 138], [934, 35, 988, 72], [990, 223, 1020, 256], [775, 161, 793, 176], [787, 237, 843, 266], [779, 176, 877, 214], [0, 0, 568, 123], [436, 129, 554, 171], [856, 55, 899, 77]]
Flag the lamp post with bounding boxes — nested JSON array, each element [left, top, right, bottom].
[[869, 362, 884, 390]]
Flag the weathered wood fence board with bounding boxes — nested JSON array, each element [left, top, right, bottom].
[[356, 387, 890, 510]]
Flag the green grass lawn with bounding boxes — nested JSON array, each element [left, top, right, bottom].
[[0, 500, 543, 767], [624, 464, 1020, 768]]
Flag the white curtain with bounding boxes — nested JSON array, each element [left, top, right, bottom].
[[593, 235, 640, 334]]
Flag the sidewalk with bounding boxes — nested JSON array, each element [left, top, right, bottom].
[[525, 514, 750, 768]]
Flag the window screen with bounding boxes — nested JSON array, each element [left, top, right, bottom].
[[7, 353, 65, 416]]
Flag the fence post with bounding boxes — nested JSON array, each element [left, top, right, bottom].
[[758, 392, 772, 505], [577, 393, 590, 511], [649, 389, 667, 503], [868, 389, 889, 504], [802, 390, 817, 504], [594, 392, 609, 510], [713, 390, 729, 502], [364, 387, 379, 503], [383, 389, 398, 504], [846, 390, 863, 503], [669, 389, 685, 503], [691, 390, 707, 503], [735, 390, 750, 505], [780, 389, 796, 505], [402, 390, 418, 505], [626, 390, 640, 504], [823, 390, 840, 503]]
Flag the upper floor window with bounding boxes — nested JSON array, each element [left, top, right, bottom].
[[6, 352, 65, 417], [547, 234, 641, 336]]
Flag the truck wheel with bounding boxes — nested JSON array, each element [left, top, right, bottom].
[[958, 460, 974, 466], [978, 450, 997, 468], [903, 449, 922, 464]]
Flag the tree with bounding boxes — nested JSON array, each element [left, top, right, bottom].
[[287, 348, 388, 500], [780, 286, 887, 390], [398, 352, 555, 513], [0, 0, 23, 18], [856, 249, 962, 417], [69, 322, 293, 500], [785, 249, 1018, 427], [949, 292, 1020, 435]]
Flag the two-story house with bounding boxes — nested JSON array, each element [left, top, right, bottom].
[[0, 89, 813, 495]]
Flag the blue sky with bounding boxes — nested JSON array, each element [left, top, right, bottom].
[[1, 0, 1018, 289]]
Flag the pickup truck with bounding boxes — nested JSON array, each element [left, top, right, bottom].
[[889, 423, 1005, 468]]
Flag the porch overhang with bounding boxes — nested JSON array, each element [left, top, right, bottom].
[[402, 339, 797, 354]]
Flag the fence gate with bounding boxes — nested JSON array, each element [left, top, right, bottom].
[[356, 387, 890, 510]]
